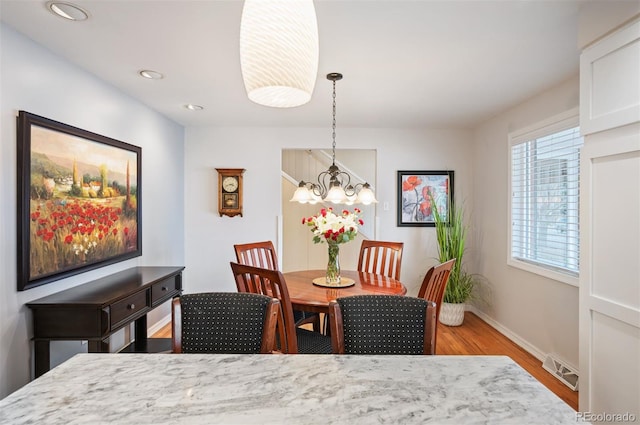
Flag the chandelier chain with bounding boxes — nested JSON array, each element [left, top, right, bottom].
[[331, 79, 337, 165]]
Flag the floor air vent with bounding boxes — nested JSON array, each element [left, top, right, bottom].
[[542, 354, 579, 391]]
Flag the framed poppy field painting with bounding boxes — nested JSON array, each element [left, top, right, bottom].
[[17, 111, 142, 291], [397, 170, 454, 227]]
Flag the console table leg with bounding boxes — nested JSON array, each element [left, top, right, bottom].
[[134, 315, 148, 351], [34, 340, 50, 379], [88, 339, 109, 353]]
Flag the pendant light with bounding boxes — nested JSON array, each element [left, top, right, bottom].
[[240, 0, 319, 108], [290, 73, 377, 205]]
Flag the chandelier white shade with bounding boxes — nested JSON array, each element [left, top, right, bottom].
[[240, 0, 319, 108]]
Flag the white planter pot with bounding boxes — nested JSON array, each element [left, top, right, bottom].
[[439, 302, 465, 326]]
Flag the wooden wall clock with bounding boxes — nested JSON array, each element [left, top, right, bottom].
[[216, 168, 245, 217]]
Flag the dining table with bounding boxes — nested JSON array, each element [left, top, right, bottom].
[[284, 269, 407, 314], [0, 353, 582, 424]]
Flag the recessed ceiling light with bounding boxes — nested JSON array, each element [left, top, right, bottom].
[[46, 2, 88, 21], [184, 104, 204, 111], [139, 70, 164, 80]]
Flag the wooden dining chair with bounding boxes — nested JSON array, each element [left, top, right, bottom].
[[234, 241, 279, 271], [417, 259, 456, 351], [357, 240, 404, 280], [230, 262, 332, 354], [328, 295, 437, 355], [418, 259, 456, 321], [172, 292, 279, 354], [233, 241, 321, 332]]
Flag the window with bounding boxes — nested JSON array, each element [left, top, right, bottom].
[[509, 110, 583, 285]]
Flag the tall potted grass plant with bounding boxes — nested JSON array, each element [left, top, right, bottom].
[[431, 194, 475, 326]]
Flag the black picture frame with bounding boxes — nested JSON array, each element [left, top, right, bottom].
[[397, 170, 454, 227], [17, 111, 142, 291]]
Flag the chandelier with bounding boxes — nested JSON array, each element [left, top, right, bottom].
[[239, 0, 319, 108], [290, 73, 377, 206]]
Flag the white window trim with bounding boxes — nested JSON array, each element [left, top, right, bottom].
[[507, 107, 580, 287]]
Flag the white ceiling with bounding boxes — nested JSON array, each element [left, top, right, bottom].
[[1, 0, 590, 129]]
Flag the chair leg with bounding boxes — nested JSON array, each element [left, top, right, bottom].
[[321, 313, 331, 336], [311, 313, 321, 333]]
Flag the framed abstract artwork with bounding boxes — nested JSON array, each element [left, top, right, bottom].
[[397, 170, 454, 227], [17, 111, 142, 291]]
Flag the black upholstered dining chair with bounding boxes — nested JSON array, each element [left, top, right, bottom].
[[171, 292, 279, 354], [230, 262, 332, 354], [234, 240, 321, 332], [328, 295, 437, 355]]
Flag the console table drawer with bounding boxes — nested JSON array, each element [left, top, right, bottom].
[[111, 291, 147, 327], [31, 308, 107, 338], [151, 277, 179, 305]]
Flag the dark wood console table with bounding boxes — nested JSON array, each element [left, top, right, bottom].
[[27, 266, 184, 377]]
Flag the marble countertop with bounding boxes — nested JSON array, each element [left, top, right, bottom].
[[0, 353, 580, 424]]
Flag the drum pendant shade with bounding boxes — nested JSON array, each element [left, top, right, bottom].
[[240, 0, 319, 108]]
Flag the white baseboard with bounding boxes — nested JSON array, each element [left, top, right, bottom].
[[466, 305, 548, 364], [147, 313, 171, 337]]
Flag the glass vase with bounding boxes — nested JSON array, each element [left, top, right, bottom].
[[326, 242, 341, 285]]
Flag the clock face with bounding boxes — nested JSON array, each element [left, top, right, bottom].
[[222, 176, 239, 192]]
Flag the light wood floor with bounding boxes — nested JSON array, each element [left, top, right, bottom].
[[153, 311, 578, 411]]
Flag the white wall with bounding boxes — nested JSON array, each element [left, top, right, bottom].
[[471, 75, 580, 367], [184, 127, 473, 297], [0, 24, 185, 398]]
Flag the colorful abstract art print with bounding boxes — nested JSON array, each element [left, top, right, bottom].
[[397, 170, 454, 227]]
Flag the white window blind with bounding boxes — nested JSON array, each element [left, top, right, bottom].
[[510, 118, 583, 280]]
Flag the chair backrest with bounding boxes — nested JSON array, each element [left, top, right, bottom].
[[230, 262, 298, 354], [234, 241, 279, 270], [357, 240, 404, 280], [172, 292, 279, 354], [235, 241, 320, 331], [328, 295, 436, 355], [417, 259, 456, 352], [417, 259, 456, 321]]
